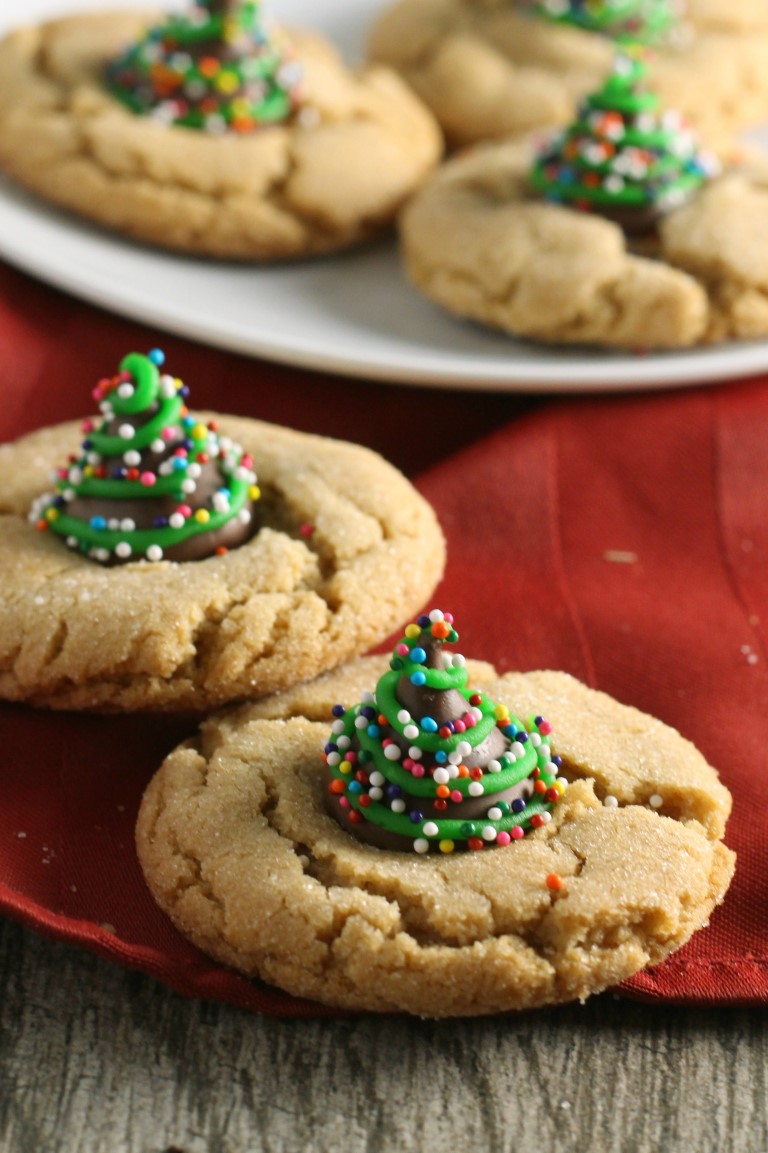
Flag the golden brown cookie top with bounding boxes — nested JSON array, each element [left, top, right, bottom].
[[400, 136, 768, 349], [0, 392, 445, 711], [136, 662, 734, 1015], [0, 11, 442, 259]]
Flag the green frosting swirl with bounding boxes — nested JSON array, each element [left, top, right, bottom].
[[105, 0, 302, 133], [524, 0, 675, 42], [30, 349, 259, 564], [529, 52, 718, 225], [324, 612, 566, 853]]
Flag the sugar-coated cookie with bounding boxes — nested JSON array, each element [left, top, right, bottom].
[[136, 622, 735, 1017], [0, 351, 445, 711], [368, 0, 768, 148], [0, 5, 442, 259], [399, 54, 768, 350]]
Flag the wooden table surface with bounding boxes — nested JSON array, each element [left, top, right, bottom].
[[1, 917, 766, 1153]]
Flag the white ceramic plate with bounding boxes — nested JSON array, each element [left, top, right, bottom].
[[1, 0, 767, 391]]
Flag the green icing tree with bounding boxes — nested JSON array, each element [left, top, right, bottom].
[[529, 51, 718, 231], [324, 611, 564, 853], [523, 0, 676, 41], [31, 349, 259, 564], [106, 0, 302, 132]]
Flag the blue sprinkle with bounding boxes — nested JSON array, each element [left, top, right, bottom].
[[409, 810, 423, 824], [512, 799, 526, 814], [331, 705, 345, 718], [324, 743, 338, 754], [348, 781, 362, 795], [417, 615, 431, 627], [385, 785, 402, 800], [410, 671, 427, 686], [148, 348, 165, 366], [517, 732, 529, 744], [367, 724, 380, 738], [410, 647, 426, 664], [435, 751, 447, 764], [553, 755, 563, 767], [89, 516, 107, 531], [420, 717, 438, 733]]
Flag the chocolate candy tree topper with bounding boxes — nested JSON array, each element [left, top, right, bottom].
[[30, 349, 259, 565], [105, 0, 302, 133], [324, 610, 566, 853], [529, 50, 719, 234]]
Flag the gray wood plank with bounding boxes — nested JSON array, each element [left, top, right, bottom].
[[1, 918, 765, 1153]]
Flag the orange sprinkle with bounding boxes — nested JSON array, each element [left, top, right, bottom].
[[546, 873, 564, 892], [199, 56, 221, 77]]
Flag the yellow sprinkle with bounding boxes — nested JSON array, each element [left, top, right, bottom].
[[249, 484, 261, 501], [555, 781, 567, 796], [438, 840, 455, 854], [216, 71, 240, 94], [83, 466, 94, 477], [494, 704, 510, 720], [339, 760, 352, 774], [405, 624, 420, 638], [194, 509, 210, 524], [191, 423, 208, 441], [45, 508, 59, 521]]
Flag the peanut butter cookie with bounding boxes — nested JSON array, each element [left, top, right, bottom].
[[136, 647, 734, 1016], [0, 6, 441, 258], [369, 0, 768, 148], [0, 352, 445, 711]]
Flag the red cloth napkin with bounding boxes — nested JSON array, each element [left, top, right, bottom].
[[1, 259, 766, 1012]]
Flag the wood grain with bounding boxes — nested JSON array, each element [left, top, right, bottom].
[[0, 918, 766, 1153]]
